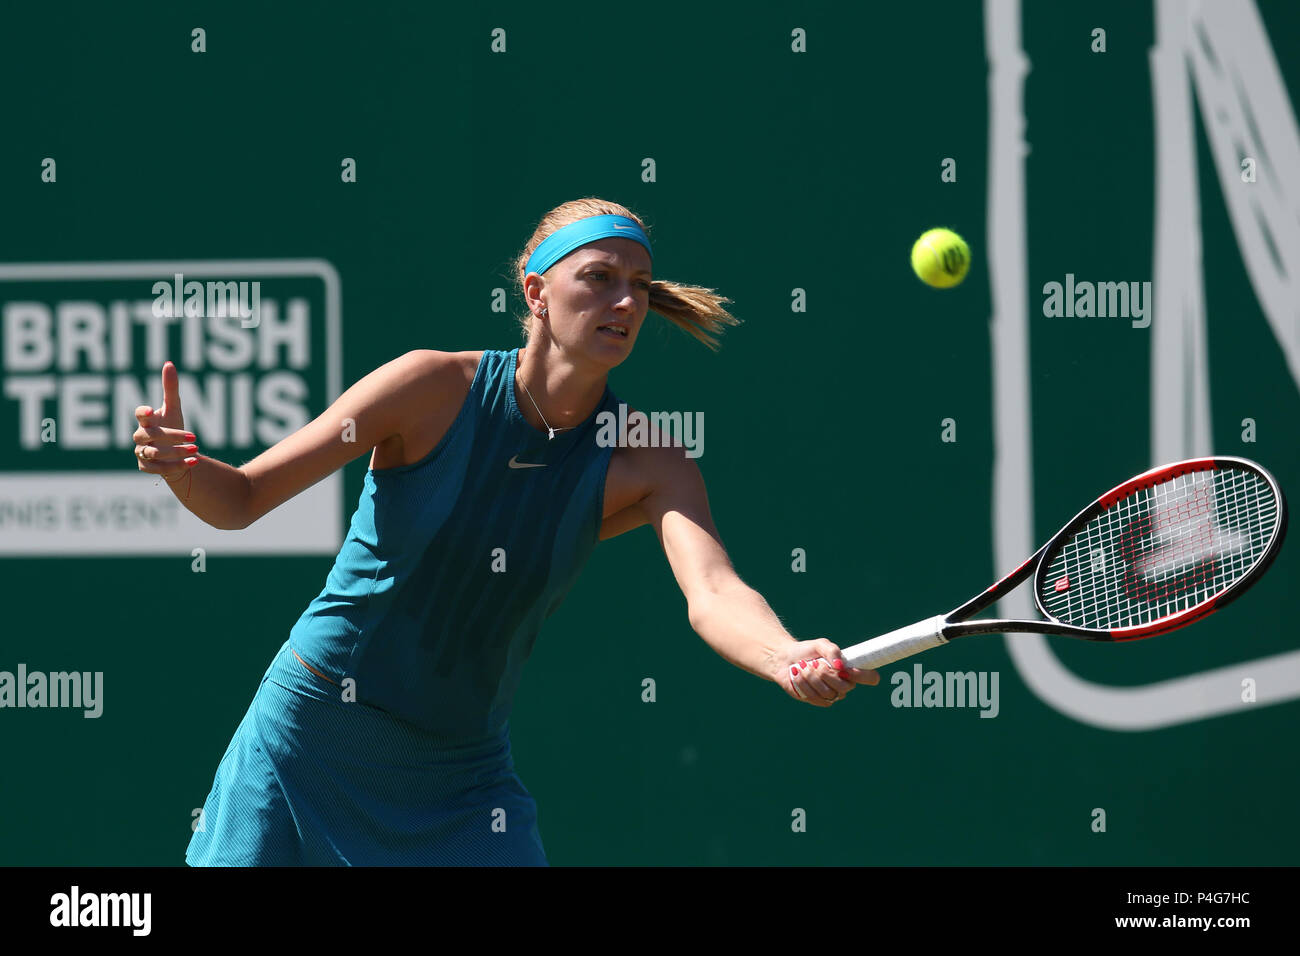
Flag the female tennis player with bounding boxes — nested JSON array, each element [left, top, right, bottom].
[[135, 198, 880, 866]]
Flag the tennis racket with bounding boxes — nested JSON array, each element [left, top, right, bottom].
[[840, 456, 1288, 671]]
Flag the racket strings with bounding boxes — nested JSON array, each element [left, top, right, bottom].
[[1040, 467, 1279, 630]]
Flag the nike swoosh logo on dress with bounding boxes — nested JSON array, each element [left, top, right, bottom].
[[508, 455, 547, 469]]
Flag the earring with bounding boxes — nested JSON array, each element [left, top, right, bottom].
[[540, 308, 548, 317]]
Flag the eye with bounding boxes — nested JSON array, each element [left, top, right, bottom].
[[589, 271, 650, 290]]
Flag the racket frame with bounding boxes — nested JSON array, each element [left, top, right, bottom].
[[926, 456, 1287, 644]]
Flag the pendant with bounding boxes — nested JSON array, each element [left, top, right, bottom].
[[548, 427, 555, 440]]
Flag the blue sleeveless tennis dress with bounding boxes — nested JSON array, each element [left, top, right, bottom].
[[186, 348, 621, 865]]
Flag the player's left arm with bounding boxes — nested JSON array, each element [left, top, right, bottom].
[[630, 446, 878, 705]]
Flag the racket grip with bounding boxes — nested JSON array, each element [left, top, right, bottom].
[[841, 615, 948, 670]]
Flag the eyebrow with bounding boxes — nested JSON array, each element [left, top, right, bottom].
[[582, 258, 652, 277]]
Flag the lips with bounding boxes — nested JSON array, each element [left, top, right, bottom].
[[597, 324, 629, 338]]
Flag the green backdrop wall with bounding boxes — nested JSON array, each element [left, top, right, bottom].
[[1, 0, 1296, 865]]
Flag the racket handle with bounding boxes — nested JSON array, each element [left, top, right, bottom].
[[841, 615, 949, 670]]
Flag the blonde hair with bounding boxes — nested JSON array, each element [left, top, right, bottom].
[[511, 197, 740, 351]]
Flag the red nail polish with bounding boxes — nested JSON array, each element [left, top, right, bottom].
[[184, 433, 196, 441], [790, 666, 799, 677], [812, 660, 820, 669], [799, 660, 807, 669], [833, 659, 845, 671]]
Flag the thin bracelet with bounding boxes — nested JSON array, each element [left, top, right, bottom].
[[157, 462, 196, 501]]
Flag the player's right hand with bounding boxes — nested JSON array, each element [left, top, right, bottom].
[[778, 638, 879, 708], [133, 361, 200, 477]]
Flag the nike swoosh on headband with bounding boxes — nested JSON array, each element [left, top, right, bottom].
[[525, 215, 652, 276]]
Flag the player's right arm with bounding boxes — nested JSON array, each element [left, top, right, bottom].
[[132, 350, 455, 531]]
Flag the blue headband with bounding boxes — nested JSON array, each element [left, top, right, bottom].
[[525, 214, 653, 277]]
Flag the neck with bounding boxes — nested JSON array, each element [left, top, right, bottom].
[[514, 343, 608, 434]]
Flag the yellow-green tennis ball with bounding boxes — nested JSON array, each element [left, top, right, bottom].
[[911, 228, 970, 288]]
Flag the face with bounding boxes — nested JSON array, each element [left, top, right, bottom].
[[526, 237, 652, 367]]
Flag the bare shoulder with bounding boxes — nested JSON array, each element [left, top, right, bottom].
[[633, 438, 700, 479], [449, 350, 486, 379], [627, 403, 703, 479], [386, 349, 484, 421], [400, 349, 482, 394], [241, 349, 484, 526], [602, 412, 704, 518], [372, 350, 485, 469]]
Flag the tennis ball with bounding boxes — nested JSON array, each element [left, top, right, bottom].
[[910, 227, 970, 288]]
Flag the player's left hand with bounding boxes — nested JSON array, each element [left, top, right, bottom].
[[775, 639, 879, 708]]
